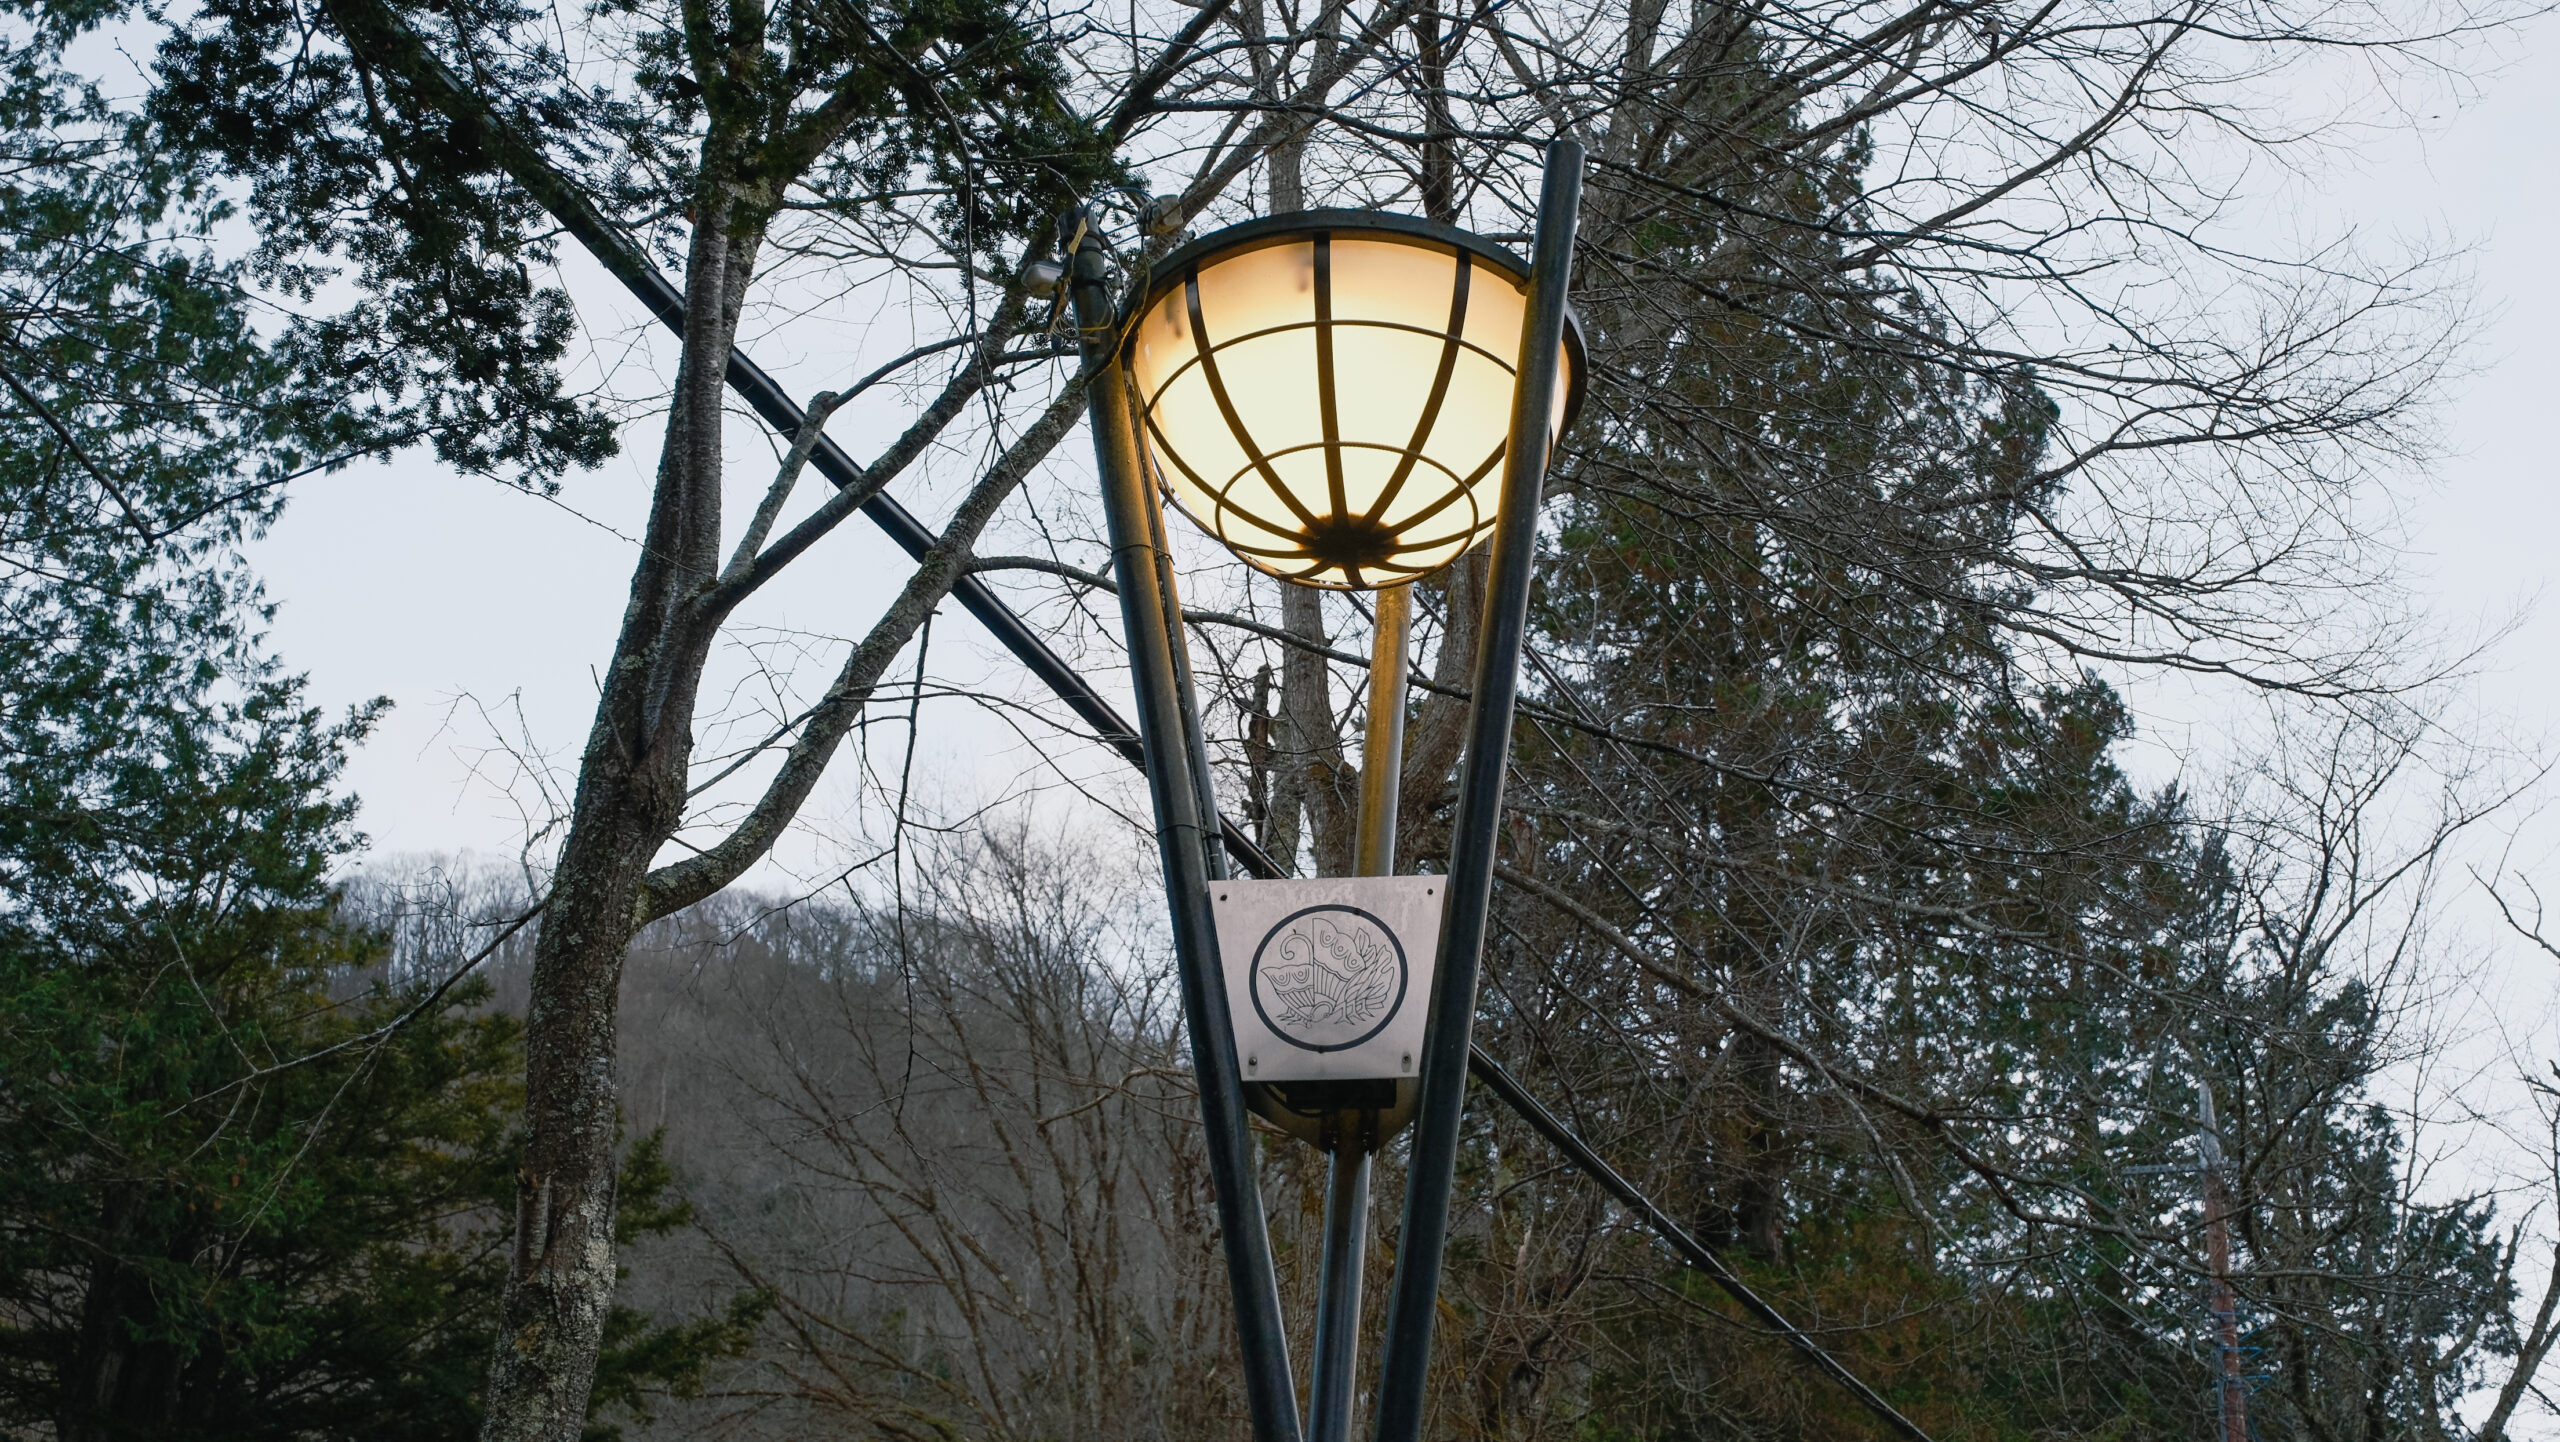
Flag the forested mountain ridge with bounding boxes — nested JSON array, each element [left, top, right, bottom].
[[449, 803, 2526, 1442]]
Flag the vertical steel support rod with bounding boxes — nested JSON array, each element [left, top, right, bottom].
[[1307, 584, 1414, 1442], [1309, 1151, 1372, 1442], [1144, 477, 1231, 884], [2199, 1082, 2249, 1442], [1353, 585, 1413, 879], [1370, 139, 1583, 1442], [1069, 220, 1303, 1442]]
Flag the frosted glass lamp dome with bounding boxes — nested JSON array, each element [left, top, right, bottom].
[[1125, 211, 1587, 590]]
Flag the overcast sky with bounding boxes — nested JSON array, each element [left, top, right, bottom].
[[239, 0, 2560, 1166], [241, 15, 2560, 854]]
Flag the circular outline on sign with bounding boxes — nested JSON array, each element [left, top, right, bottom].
[[1248, 903, 1410, 1053]]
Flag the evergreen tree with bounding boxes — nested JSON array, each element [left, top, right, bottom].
[[0, 6, 747, 1426], [1402, 51, 2526, 1440], [0, 520, 752, 1442]]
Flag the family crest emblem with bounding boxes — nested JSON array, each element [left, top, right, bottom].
[[1250, 905, 1408, 1052], [1213, 876, 1442, 1081]]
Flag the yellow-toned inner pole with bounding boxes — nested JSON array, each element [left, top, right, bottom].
[[1354, 583, 1413, 878], [1308, 582, 1412, 1442]]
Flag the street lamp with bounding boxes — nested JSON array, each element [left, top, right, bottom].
[[1068, 141, 1585, 1442], [1126, 212, 1584, 590], [1129, 207, 1587, 1442]]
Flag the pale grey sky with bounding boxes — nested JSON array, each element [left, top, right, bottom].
[[244, 9, 2560, 864]]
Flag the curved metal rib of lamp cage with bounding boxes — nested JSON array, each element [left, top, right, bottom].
[[1125, 211, 1586, 591]]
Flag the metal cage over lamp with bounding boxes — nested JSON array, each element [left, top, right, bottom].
[[1126, 211, 1588, 590]]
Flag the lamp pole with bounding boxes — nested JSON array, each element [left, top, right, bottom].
[[1370, 137, 1583, 1442], [1068, 214, 1304, 1442], [1305, 581, 1414, 1442], [1068, 135, 1582, 1442]]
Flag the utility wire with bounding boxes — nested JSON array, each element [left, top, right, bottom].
[[1467, 1046, 1936, 1442], [1211, 823, 1934, 1442]]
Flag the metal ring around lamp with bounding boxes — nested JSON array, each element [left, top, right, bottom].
[[1124, 209, 1589, 591]]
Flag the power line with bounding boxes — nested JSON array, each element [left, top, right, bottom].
[[1468, 1045, 1936, 1442]]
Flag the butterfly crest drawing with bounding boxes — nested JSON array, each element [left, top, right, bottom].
[[1250, 906, 1408, 1051]]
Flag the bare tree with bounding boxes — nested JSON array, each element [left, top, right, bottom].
[[587, 826, 1245, 1439]]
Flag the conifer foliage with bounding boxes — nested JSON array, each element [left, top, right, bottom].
[[0, 3, 745, 1428]]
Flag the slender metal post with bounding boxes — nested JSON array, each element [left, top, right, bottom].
[[1370, 139, 1582, 1442], [1306, 584, 1414, 1442], [1309, 1151, 1372, 1442], [1068, 217, 1302, 1442], [1353, 585, 1412, 879], [2199, 1082, 2248, 1442]]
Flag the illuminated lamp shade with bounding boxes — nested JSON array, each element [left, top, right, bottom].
[[1125, 210, 1587, 590]]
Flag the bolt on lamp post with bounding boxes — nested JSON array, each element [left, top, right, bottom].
[[1067, 139, 1584, 1442]]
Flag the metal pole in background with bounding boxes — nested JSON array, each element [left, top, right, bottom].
[[2198, 1082, 2249, 1442], [1370, 139, 1583, 1442], [1068, 214, 1303, 1442], [1307, 583, 1415, 1442], [1310, 1153, 1372, 1442]]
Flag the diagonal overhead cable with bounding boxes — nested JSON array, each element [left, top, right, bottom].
[[327, 0, 1150, 772], [1213, 824, 1934, 1442], [322, 10, 1934, 1433], [612, 237, 1935, 1433]]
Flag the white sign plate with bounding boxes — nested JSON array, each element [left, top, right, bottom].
[[1211, 875, 1445, 1083]]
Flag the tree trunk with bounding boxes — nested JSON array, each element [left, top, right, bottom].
[[478, 164, 750, 1442], [476, 792, 660, 1440], [58, 1192, 195, 1442], [1396, 549, 1485, 865], [1280, 583, 1357, 877]]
